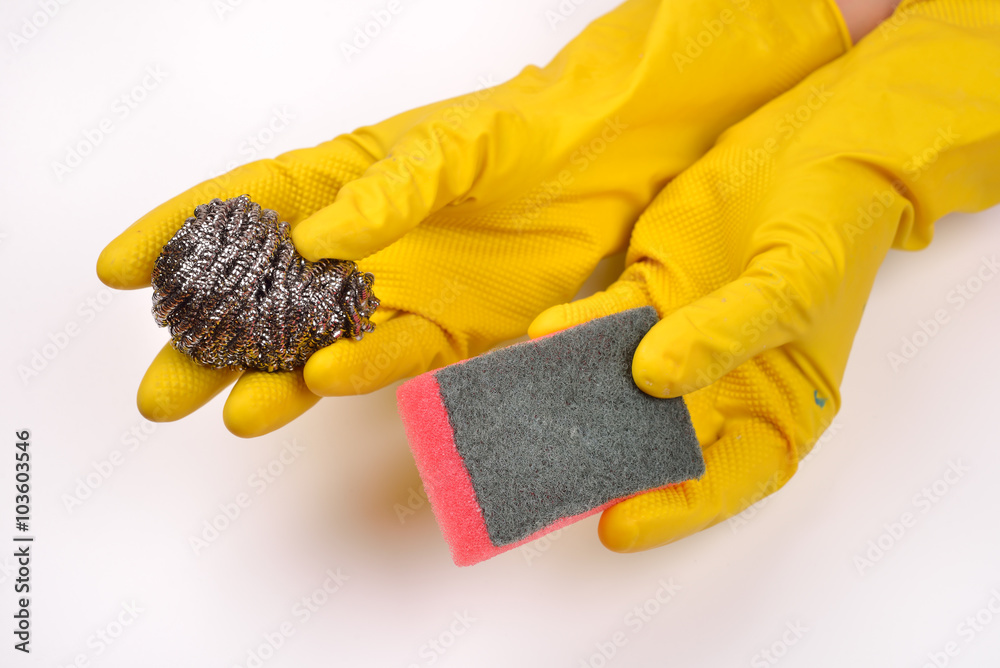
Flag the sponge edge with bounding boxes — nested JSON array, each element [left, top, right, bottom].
[[396, 307, 704, 566]]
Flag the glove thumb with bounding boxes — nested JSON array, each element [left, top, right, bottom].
[[632, 265, 806, 398]]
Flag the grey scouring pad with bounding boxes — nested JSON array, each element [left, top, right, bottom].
[[395, 306, 704, 565]]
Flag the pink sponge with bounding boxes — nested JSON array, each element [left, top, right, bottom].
[[395, 308, 703, 566]]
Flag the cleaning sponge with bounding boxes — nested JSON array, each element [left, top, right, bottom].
[[396, 307, 704, 566]]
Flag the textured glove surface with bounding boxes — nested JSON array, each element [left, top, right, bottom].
[[530, 0, 1000, 551]]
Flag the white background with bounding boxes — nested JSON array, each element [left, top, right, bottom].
[[2, 0, 1000, 666]]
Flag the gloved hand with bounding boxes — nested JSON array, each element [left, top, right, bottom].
[[97, 0, 850, 437], [530, 0, 1000, 552]]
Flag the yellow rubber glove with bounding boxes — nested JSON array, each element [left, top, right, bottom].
[[97, 0, 850, 437], [530, 0, 1000, 552]]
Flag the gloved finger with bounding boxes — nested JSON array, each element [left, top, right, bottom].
[[222, 370, 320, 439], [97, 139, 377, 290], [303, 313, 457, 396], [137, 343, 239, 421], [631, 256, 816, 399], [292, 113, 510, 261], [527, 280, 651, 339], [598, 417, 794, 552], [218, 307, 403, 433]]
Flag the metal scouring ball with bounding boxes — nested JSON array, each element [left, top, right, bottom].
[[150, 195, 379, 372]]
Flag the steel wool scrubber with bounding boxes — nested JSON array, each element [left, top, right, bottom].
[[150, 195, 379, 372]]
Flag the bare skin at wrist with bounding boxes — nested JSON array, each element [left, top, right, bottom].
[[835, 0, 902, 42]]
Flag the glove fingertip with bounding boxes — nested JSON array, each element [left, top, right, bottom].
[[137, 344, 239, 421], [597, 505, 641, 553], [96, 244, 139, 290], [526, 305, 574, 339], [97, 224, 167, 289], [632, 328, 684, 398], [292, 204, 388, 262], [223, 371, 319, 438], [303, 344, 377, 396]]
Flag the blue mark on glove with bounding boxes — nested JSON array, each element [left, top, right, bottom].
[[814, 390, 827, 408]]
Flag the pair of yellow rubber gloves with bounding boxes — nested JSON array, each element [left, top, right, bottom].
[[98, 0, 1000, 553]]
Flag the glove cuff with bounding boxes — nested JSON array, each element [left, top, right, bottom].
[[818, 0, 855, 51], [893, 0, 1000, 29]]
